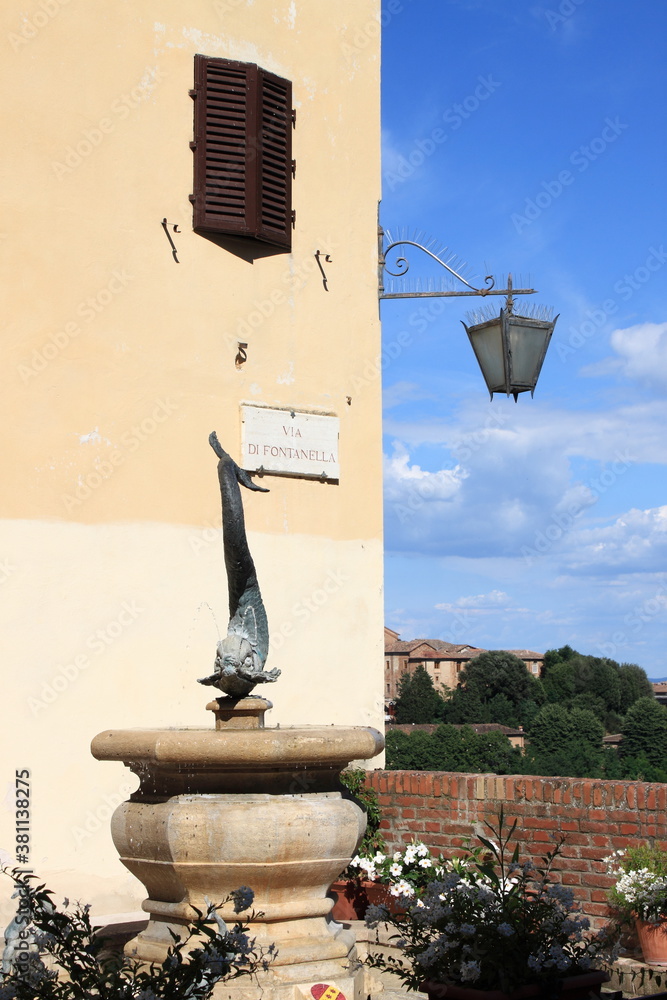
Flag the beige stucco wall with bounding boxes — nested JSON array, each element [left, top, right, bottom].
[[0, 0, 382, 920]]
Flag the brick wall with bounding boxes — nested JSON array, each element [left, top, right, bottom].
[[366, 771, 667, 928]]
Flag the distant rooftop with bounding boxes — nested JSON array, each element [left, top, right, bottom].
[[385, 631, 543, 660]]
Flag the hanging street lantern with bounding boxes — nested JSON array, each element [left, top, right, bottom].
[[462, 276, 558, 401], [378, 228, 557, 400]]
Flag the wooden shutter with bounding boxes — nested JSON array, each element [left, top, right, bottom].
[[191, 55, 293, 250]]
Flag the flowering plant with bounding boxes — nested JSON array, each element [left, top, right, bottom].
[[605, 845, 667, 923], [364, 811, 616, 994], [0, 867, 273, 1000], [349, 841, 442, 899]]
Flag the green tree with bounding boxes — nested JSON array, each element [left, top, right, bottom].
[[441, 685, 489, 724], [618, 662, 654, 713], [571, 655, 622, 713], [619, 751, 667, 783], [539, 648, 652, 731], [393, 665, 447, 723], [457, 726, 522, 774], [460, 650, 537, 707], [528, 704, 605, 757], [525, 704, 604, 777], [621, 697, 667, 768], [384, 725, 522, 774], [384, 728, 412, 769], [542, 645, 575, 674], [486, 693, 521, 727], [519, 697, 542, 730], [542, 661, 576, 704], [385, 728, 439, 769], [569, 690, 607, 722], [448, 650, 544, 726]]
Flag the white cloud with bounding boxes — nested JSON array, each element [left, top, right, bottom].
[[383, 396, 667, 467], [581, 322, 667, 391], [610, 322, 667, 389], [435, 589, 511, 612], [562, 505, 667, 574], [383, 388, 667, 566], [384, 441, 466, 501]]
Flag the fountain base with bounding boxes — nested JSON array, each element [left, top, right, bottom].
[[91, 699, 384, 1000]]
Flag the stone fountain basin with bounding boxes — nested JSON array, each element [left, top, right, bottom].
[[91, 724, 382, 794], [91, 721, 384, 980]]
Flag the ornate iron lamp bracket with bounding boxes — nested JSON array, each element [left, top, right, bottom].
[[378, 227, 537, 301]]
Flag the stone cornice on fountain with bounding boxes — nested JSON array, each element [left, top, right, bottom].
[[92, 702, 383, 797], [92, 725, 382, 771]]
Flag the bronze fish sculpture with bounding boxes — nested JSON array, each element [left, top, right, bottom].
[[198, 432, 280, 698]]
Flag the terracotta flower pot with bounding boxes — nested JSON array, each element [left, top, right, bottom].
[[329, 879, 392, 920], [420, 970, 609, 1000], [636, 916, 667, 966]]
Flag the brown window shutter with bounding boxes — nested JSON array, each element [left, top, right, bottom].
[[254, 67, 292, 248], [191, 55, 293, 251]]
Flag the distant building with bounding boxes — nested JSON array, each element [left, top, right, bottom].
[[384, 631, 544, 701], [390, 722, 526, 750], [653, 682, 667, 707]]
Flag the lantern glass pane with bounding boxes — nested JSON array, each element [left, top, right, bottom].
[[467, 319, 506, 393], [507, 317, 553, 388]]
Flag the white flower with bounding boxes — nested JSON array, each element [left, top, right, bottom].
[[356, 857, 377, 880], [390, 879, 414, 898], [374, 852, 387, 864], [419, 858, 432, 868], [416, 843, 429, 857], [390, 863, 402, 877]]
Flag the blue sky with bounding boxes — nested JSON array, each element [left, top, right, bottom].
[[380, 0, 667, 678]]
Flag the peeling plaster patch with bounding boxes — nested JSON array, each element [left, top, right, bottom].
[[276, 363, 295, 385], [79, 429, 101, 445], [138, 66, 163, 102], [152, 21, 167, 58], [249, 383, 263, 396], [301, 77, 317, 101], [177, 27, 262, 66], [163, 27, 286, 80]]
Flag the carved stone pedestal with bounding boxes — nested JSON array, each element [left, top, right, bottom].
[[91, 699, 384, 1000]]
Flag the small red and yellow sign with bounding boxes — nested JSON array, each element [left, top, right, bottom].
[[310, 984, 347, 1000]]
